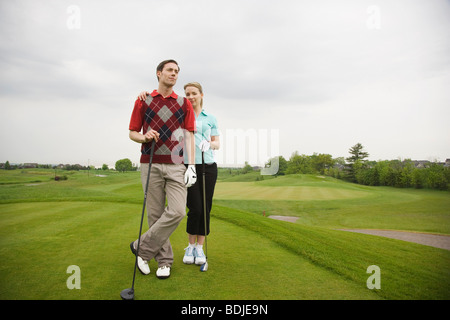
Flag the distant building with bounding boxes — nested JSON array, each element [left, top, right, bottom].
[[23, 163, 38, 168], [412, 160, 430, 168], [445, 159, 450, 168]]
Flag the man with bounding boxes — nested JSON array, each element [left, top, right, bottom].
[[128, 59, 197, 279]]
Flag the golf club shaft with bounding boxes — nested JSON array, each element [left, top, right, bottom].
[[202, 151, 207, 259], [131, 139, 155, 290]]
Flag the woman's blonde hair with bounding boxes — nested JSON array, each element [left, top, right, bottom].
[[184, 82, 203, 107]]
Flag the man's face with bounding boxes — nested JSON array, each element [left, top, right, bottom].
[[157, 62, 179, 87]]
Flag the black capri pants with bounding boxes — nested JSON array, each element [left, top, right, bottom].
[[186, 162, 217, 236]]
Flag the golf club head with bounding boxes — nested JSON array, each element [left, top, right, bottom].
[[200, 261, 208, 272], [120, 288, 135, 300]]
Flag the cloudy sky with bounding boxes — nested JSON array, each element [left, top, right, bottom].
[[1, 0, 449, 168]]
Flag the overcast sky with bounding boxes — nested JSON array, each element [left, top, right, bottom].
[[1, 0, 449, 168]]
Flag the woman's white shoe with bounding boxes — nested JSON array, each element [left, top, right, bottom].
[[183, 246, 195, 264], [195, 247, 206, 265]]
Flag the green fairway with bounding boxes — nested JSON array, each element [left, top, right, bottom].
[[214, 182, 370, 201], [215, 174, 450, 234], [0, 169, 449, 300]]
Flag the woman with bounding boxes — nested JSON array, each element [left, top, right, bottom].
[[182, 82, 220, 266]]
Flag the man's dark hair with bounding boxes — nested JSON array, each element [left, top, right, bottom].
[[156, 59, 179, 81]]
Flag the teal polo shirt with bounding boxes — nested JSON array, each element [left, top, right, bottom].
[[185, 109, 219, 164]]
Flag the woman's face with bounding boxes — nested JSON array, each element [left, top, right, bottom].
[[185, 86, 203, 108]]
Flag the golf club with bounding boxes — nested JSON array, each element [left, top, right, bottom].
[[200, 151, 208, 272], [120, 139, 156, 300]]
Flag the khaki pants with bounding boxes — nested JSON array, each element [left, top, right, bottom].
[[133, 163, 187, 267]]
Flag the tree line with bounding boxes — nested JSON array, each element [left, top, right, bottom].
[[269, 143, 450, 191], [1, 160, 137, 173], [3, 143, 448, 190]]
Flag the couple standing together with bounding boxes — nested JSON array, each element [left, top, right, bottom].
[[128, 59, 219, 279]]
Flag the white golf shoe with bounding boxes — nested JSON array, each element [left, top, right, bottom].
[[130, 241, 150, 275], [194, 246, 206, 265], [156, 266, 171, 279], [183, 245, 195, 264], [137, 256, 150, 275]]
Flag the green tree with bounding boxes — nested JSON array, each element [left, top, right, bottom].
[[425, 163, 448, 190], [346, 143, 369, 163], [115, 158, 132, 172], [399, 159, 414, 188], [286, 152, 314, 174], [311, 153, 334, 174], [241, 161, 253, 174], [411, 168, 425, 189], [345, 143, 369, 182], [102, 164, 109, 171], [277, 156, 288, 175]]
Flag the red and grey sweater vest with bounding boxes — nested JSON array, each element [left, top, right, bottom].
[[140, 94, 192, 164]]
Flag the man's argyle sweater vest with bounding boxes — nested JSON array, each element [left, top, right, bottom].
[[141, 94, 191, 164]]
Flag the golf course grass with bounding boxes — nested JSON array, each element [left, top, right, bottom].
[[0, 169, 449, 300]]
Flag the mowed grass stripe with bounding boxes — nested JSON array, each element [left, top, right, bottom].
[[214, 182, 370, 200]]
